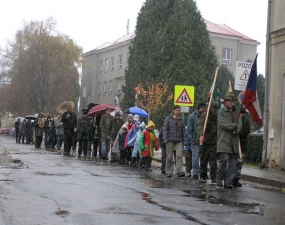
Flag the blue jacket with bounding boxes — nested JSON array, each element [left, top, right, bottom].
[[187, 110, 200, 145]]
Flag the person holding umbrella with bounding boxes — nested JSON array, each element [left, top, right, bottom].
[[62, 102, 77, 156]]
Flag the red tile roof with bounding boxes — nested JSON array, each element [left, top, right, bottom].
[[85, 20, 257, 54], [204, 19, 257, 42]]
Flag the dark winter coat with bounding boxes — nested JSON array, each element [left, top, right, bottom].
[[91, 123, 101, 141], [198, 111, 218, 145], [77, 116, 91, 140], [62, 111, 77, 130], [100, 114, 113, 141], [109, 117, 124, 140], [217, 106, 242, 154], [15, 121, 20, 132], [25, 121, 33, 135], [163, 113, 186, 144], [44, 120, 56, 137], [119, 132, 127, 151], [33, 119, 44, 137]]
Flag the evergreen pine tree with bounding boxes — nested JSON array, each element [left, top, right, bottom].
[[122, 0, 217, 125]]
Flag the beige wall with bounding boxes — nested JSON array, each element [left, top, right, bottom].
[[267, 0, 285, 169]]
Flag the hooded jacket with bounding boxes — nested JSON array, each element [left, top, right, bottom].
[[139, 125, 159, 157]]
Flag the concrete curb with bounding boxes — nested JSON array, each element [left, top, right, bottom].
[[152, 157, 285, 193]]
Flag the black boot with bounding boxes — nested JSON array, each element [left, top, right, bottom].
[[131, 157, 137, 167]]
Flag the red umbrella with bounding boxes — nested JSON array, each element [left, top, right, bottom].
[[87, 104, 115, 117]]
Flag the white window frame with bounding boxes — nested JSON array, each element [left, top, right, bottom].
[[111, 57, 115, 71], [109, 80, 113, 94], [83, 86, 87, 98], [99, 60, 103, 74], [118, 54, 123, 70], [103, 81, 107, 95], [97, 83, 101, 96], [126, 52, 129, 67], [105, 58, 109, 73], [222, 48, 232, 65], [117, 79, 121, 92]]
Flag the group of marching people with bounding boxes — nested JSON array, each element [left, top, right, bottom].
[[17, 90, 250, 189]]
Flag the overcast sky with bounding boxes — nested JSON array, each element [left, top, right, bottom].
[[0, 0, 267, 74]]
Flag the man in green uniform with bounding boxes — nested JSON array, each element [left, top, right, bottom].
[[216, 92, 242, 189], [198, 102, 219, 183]]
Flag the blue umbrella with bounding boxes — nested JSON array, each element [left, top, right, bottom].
[[129, 107, 148, 118]]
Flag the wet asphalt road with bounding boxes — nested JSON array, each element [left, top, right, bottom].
[[1, 135, 285, 225]]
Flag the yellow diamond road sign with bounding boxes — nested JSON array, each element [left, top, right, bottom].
[[174, 85, 194, 106]]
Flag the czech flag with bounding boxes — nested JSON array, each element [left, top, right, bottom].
[[242, 54, 262, 126]]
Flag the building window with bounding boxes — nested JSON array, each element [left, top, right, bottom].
[[222, 48, 232, 65], [118, 54, 123, 70], [83, 86, 87, 98], [103, 81, 107, 95], [126, 53, 130, 67], [109, 80, 113, 94], [105, 58, 109, 73], [97, 83, 101, 96], [99, 60, 103, 74], [116, 79, 122, 92], [111, 57, 115, 71]]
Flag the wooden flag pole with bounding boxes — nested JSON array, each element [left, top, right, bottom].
[[200, 67, 219, 145]]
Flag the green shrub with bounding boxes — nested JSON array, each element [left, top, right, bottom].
[[245, 134, 263, 163]]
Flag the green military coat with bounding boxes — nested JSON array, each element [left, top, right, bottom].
[[217, 106, 242, 154], [198, 111, 217, 145]]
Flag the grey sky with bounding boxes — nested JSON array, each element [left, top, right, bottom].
[[0, 0, 267, 74]]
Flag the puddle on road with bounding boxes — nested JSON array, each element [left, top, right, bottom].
[[55, 210, 70, 218], [183, 189, 262, 215], [140, 192, 208, 225], [34, 172, 71, 176]]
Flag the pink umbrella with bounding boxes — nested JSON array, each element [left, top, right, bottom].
[[87, 104, 115, 117]]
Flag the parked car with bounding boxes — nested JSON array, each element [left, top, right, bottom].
[[10, 127, 16, 136], [0, 127, 11, 135], [251, 126, 263, 134]]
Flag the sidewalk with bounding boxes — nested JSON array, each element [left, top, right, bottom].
[[152, 151, 285, 193]]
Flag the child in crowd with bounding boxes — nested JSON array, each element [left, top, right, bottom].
[[138, 120, 159, 171]]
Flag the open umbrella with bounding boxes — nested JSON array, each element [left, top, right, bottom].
[[56, 101, 75, 114], [25, 115, 36, 120], [129, 107, 148, 118], [87, 104, 115, 117], [14, 117, 25, 123]]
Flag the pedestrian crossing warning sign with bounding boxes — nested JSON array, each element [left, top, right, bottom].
[[174, 85, 194, 106], [240, 70, 249, 81]]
